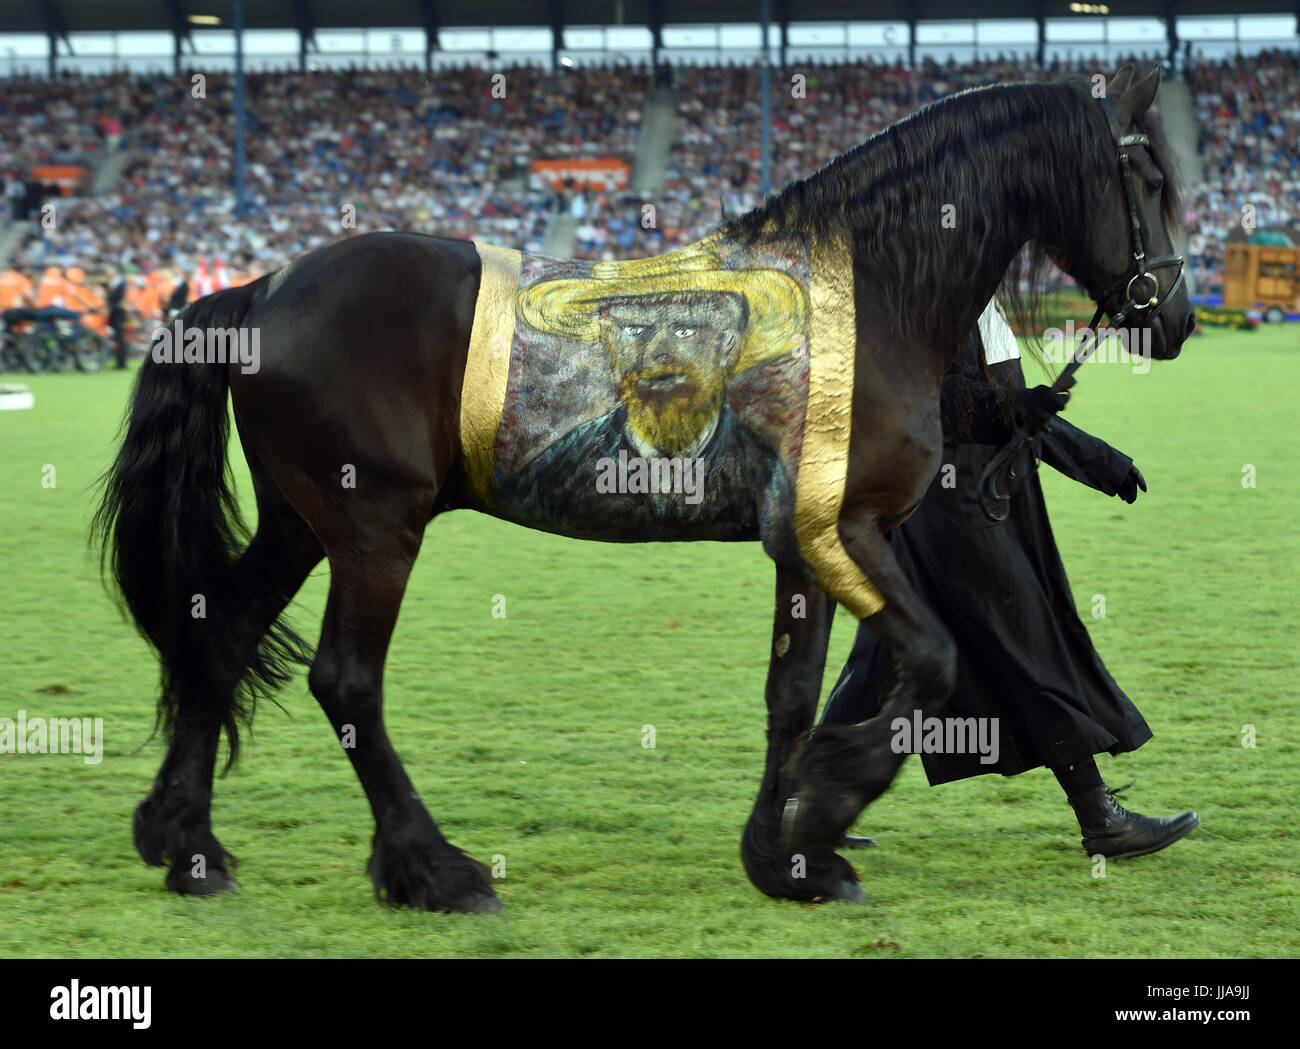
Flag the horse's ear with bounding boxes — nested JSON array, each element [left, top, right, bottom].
[[1108, 64, 1135, 99], [1115, 66, 1161, 126]]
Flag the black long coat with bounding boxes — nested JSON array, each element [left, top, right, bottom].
[[820, 336, 1153, 784]]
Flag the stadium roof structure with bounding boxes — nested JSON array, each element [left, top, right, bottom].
[[7, 0, 1300, 35], [8, 1, 1299, 76]]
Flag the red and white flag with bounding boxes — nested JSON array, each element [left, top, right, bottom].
[[193, 257, 212, 297]]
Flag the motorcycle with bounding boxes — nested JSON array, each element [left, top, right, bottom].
[[1, 308, 109, 373]]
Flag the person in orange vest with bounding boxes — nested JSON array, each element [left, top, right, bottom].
[[63, 266, 104, 310], [63, 266, 108, 334], [0, 267, 35, 339], [0, 267, 34, 312], [126, 274, 158, 327], [35, 266, 66, 308], [146, 269, 172, 322]]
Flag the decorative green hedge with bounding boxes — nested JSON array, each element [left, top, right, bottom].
[[1192, 305, 1256, 330]]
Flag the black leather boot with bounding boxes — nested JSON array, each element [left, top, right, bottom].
[[1068, 784, 1199, 859]]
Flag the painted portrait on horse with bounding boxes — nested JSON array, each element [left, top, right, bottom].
[[94, 65, 1195, 912]]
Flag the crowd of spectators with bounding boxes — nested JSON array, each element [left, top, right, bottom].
[[1185, 48, 1300, 293], [648, 55, 1055, 258], [0, 72, 129, 174], [3, 64, 650, 291], [0, 49, 1295, 310]]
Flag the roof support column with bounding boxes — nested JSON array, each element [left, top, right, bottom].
[[419, 0, 439, 74], [1030, 0, 1046, 70], [291, 0, 316, 73], [1164, 1, 1179, 70], [37, 0, 70, 76], [649, 0, 663, 72]]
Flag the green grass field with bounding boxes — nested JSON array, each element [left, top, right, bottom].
[[0, 325, 1296, 958]]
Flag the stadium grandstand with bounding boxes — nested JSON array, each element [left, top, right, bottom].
[[1, 1, 1298, 350]]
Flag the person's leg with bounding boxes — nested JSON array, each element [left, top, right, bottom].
[[112, 321, 127, 368], [1052, 756, 1199, 859], [1050, 757, 1103, 796], [820, 618, 894, 728]]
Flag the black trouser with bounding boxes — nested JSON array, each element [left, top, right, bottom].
[[110, 319, 128, 368]]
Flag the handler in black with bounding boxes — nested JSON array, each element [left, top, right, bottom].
[[106, 270, 129, 370], [822, 302, 1199, 860]]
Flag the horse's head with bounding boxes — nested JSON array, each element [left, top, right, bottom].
[[1072, 65, 1195, 360]]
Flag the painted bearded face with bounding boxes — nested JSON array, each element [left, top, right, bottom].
[[600, 292, 746, 456]]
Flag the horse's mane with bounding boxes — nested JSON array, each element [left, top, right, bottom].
[[724, 76, 1183, 354]]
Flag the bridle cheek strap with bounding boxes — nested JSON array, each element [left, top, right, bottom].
[[1090, 97, 1185, 330]]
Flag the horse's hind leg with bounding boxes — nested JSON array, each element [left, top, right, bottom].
[[306, 508, 500, 914], [784, 516, 956, 852], [741, 567, 865, 902], [135, 456, 322, 895]]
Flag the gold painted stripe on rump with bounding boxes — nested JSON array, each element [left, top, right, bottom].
[[795, 230, 885, 618], [460, 241, 523, 505]]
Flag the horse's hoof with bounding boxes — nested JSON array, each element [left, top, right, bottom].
[[821, 879, 869, 904], [783, 791, 860, 852], [453, 891, 505, 915], [166, 864, 238, 896]]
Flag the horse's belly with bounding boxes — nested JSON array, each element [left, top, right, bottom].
[[491, 430, 779, 543]]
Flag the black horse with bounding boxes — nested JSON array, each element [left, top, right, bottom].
[[95, 66, 1194, 912]]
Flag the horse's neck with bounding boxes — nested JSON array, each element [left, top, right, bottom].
[[838, 85, 1084, 365]]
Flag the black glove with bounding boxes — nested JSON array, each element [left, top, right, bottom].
[[1115, 463, 1147, 504], [1016, 385, 1070, 431], [1039, 416, 1146, 502]]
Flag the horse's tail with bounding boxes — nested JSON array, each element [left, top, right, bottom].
[[92, 281, 309, 768]]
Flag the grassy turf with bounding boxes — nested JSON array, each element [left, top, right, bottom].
[[0, 324, 1296, 958]]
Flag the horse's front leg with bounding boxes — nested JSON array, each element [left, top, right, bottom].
[[782, 511, 957, 853], [741, 566, 866, 903]]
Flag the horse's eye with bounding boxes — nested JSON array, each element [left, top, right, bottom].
[[1147, 180, 1164, 198]]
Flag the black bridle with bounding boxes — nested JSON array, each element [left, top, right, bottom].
[[1087, 94, 1186, 335], [976, 93, 1186, 523]]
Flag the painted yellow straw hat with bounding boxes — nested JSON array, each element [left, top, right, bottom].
[[516, 238, 808, 371]]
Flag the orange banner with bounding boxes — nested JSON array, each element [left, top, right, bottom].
[[32, 165, 87, 194], [531, 157, 630, 192]]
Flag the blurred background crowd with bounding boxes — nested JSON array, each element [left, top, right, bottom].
[[1, 49, 1295, 333]]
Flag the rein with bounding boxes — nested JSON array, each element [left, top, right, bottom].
[[975, 93, 1184, 523]]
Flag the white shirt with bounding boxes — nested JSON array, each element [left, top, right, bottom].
[[977, 298, 1020, 365]]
